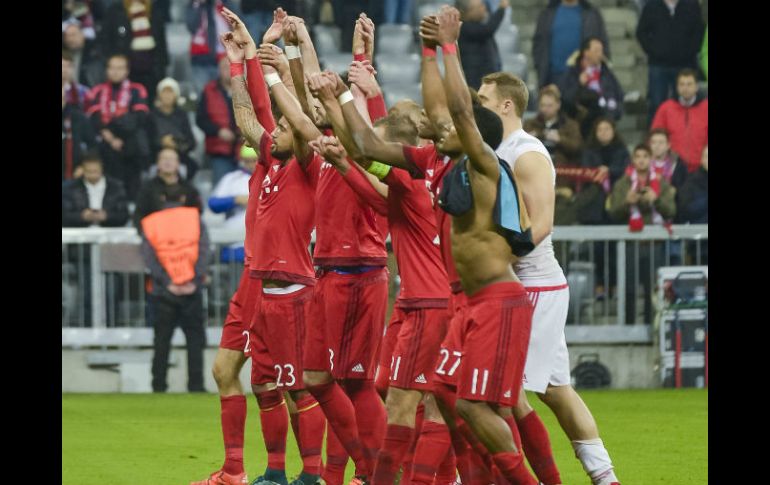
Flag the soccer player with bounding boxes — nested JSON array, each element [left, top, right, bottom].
[[479, 70, 621, 485]]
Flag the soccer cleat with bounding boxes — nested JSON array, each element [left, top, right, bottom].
[[251, 479, 282, 485], [191, 470, 248, 485], [288, 475, 324, 485]]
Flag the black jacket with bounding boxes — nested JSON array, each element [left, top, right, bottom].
[[557, 61, 624, 124], [148, 107, 197, 156], [582, 142, 629, 185], [458, 6, 505, 89], [101, 1, 169, 78], [676, 166, 707, 223], [533, 0, 609, 88], [62, 104, 97, 180], [636, 0, 705, 67], [134, 176, 203, 230], [62, 176, 130, 227]]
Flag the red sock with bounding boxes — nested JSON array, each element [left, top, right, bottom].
[[256, 390, 289, 471], [220, 395, 246, 475], [516, 411, 562, 485], [449, 427, 472, 485], [322, 427, 349, 485], [467, 445, 494, 485], [503, 415, 523, 454], [410, 421, 452, 485], [491, 451, 537, 485], [401, 403, 424, 485], [344, 379, 387, 475], [372, 424, 415, 485], [295, 393, 326, 476], [307, 381, 369, 476], [435, 443, 457, 485]]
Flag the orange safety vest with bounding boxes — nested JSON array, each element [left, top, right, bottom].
[[141, 207, 201, 285]]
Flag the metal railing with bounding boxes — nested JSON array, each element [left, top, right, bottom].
[[62, 224, 708, 346]]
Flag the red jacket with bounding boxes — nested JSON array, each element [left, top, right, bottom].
[[651, 94, 708, 172], [198, 80, 237, 156]]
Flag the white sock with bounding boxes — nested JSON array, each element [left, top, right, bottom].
[[571, 438, 619, 484]]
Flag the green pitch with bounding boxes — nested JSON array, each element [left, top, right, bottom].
[[62, 389, 707, 485]]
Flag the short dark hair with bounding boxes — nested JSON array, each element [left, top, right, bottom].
[[81, 151, 102, 165], [648, 127, 670, 141], [633, 144, 652, 156], [587, 116, 623, 148], [677, 68, 698, 82], [480, 72, 529, 117], [472, 104, 503, 150], [374, 113, 418, 146]]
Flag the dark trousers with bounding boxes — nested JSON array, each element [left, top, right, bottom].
[[151, 291, 206, 392], [624, 241, 665, 324], [647, 64, 684, 126]]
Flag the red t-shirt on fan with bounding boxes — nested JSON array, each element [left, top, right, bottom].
[[249, 132, 318, 286], [403, 144, 461, 292], [383, 167, 450, 309], [313, 158, 388, 267]]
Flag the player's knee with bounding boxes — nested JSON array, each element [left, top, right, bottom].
[[540, 384, 567, 405], [251, 382, 276, 396], [212, 360, 236, 387], [385, 388, 421, 423]]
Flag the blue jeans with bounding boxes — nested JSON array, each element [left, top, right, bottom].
[[242, 10, 273, 44], [647, 64, 681, 126], [210, 156, 237, 186], [384, 0, 413, 24]]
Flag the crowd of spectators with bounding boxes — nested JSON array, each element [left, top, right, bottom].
[[62, 0, 707, 232]]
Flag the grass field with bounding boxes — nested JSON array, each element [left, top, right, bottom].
[[62, 389, 707, 485]]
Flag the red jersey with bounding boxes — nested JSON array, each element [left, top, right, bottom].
[[249, 132, 318, 286], [384, 167, 450, 308], [313, 161, 388, 267], [403, 144, 462, 292]]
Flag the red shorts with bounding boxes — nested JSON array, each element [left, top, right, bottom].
[[375, 311, 404, 393], [220, 269, 261, 353], [433, 291, 469, 387], [390, 306, 450, 391], [250, 285, 314, 390], [304, 268, 389, 380], [456, 282, 533, 407]]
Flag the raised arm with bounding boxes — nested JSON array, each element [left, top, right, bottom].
[[348, 60, 387, 123], [221, 33, 265, 149], [419, 15, 452, 131], [307, 71, 366, 163], [435, 7, 499, 178]]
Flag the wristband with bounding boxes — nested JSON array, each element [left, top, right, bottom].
[[442, 43, 457, 55], [337, 90, 354, 105], [230, 62, 244, 77], [422, 46, 437, 57], [366, 161, 392, 180], [265, 72, 282, 88], [353, 53, 367, 62], [285, 45, 301, 60]]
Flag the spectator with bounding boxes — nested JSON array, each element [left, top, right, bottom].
[[608, 144, 675, 323], [62, 0, 99, 40], [62, 21, 103, 87], [647, 127, 687, 191], [699, 25, 708, 80], [62, 85, 96, 181], [677, 144, 707, 224], [137, 147, 208, 393], [457, 0, 509, 90], [85, 54, 152, 201], [331, 0, 382, 51], [557, 36, 623, 138], [240, 1, 281, 41], [582, 117, 629, 187], [196, 56, 239, 185], [636, 0, 705, 125], [63, 50, 89, 110], [62, 153, 130, 228], [385, 0, 414, 24], [651, 68, 707, 172], [102, 0, 169, 105], [148, 77, 199, 180], [186, 0, 240, 94], [134, 148, 203, 227], [208, 144, 258, 262], [533, 0, 610, 88], [523, 84, 584, 224]]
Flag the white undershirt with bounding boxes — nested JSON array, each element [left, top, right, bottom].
[[85, 177, 106, 210]]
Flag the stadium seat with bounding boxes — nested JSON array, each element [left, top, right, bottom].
[[494, 24, 519, 55], [320, 52, 354, 75], [567, 261, 596, 325], [312, 25, 342, 56], [501, 53, 528, 81], [376, 53, 421, 85], [376, 24, 415, 55], [382, 83, 423, 107]]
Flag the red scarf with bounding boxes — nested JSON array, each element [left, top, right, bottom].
[[190, 1, 228, 57], [98, 80, 132, 125], [628, 169, 662, 232], [651, 154, 675, 182]]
